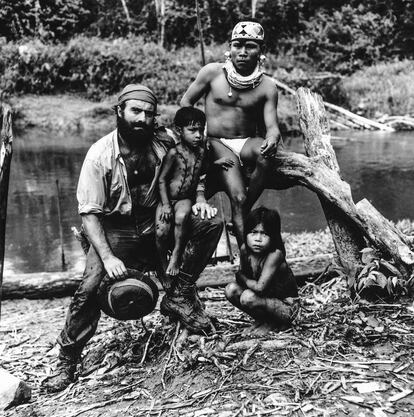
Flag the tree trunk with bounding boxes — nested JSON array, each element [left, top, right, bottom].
[[154, 0, 166, 47], [195, 0, 206, 66], [0, 104, 13, 318], [120, 0, 131, 33], [295, 87, 365, 267], [355, 199, 414, 272]]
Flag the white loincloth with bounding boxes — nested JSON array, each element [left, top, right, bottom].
[[219, 137, 250, 159]]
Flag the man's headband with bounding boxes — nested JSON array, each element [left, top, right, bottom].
[[117, 84, 157, 110], [231, 21, 264, 42]]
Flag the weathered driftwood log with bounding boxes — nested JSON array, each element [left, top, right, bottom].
[[0, 103, 13, 315], [355, 199, 414, 272], [295, 88, 365, 267], [1, 255, 332, 299], [273, 78, 394, 132], [269, 150, 414, 274]]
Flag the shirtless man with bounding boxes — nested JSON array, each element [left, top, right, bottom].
[[156, 107, 208, 277], [180, 21, 282, 247]]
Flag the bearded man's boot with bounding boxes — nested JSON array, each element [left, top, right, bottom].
[[160, 272, 211, 332], [42, 349, 80, 393]]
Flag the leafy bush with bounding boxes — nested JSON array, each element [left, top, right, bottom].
[[336, 247, 414, 301], [341, 60, 414, 116], [0, 36, 225, 103]]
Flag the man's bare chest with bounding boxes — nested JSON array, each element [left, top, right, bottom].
[[123, 151, 159, 186], [209, 73, 265, 109]]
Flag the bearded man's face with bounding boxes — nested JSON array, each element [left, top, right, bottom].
[[117, 99, 155, 146]]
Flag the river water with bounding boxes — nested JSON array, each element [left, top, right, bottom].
[[4, 128, 414, 274]]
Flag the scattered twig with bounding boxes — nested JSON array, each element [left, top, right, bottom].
[[242, 342, 259, 365], [161, 322, 180, 389], [227, 338, 299, 351], [66, 397, 123, 417], [140, 329, 155, 365], [388, 389, 413, 402], [232, 399, 250, 417]]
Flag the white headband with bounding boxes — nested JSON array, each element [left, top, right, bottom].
[[231, 21, 264, 42]]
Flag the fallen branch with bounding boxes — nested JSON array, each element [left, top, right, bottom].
[[227, 338, 300, 351], [161, 322, 180, 389], [140, 329, 155, 365], [1, 256, 333, 299], [274, 78, 394, 132]]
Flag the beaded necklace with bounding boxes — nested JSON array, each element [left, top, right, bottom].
[[223, 59, 264, 97]]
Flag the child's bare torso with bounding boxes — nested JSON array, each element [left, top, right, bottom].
[[168, 142, 205, 201], [247, 251, 298, 299]]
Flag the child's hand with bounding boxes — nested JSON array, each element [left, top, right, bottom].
[[213, 157, 235, 171], [159, 204, 172, 222]]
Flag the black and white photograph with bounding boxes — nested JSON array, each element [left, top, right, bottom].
[[0, 1, 414, 415]]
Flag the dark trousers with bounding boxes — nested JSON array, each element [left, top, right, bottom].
[[57, 214, 222, 355]]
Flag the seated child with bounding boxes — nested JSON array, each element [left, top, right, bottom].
[[225, 206, 299, 335], [156, 107, 210, 278]]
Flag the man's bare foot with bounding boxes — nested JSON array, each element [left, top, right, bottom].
[[166, 257, 180, 276]]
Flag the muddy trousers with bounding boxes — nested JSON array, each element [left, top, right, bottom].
[[57, 214, 222, 357]]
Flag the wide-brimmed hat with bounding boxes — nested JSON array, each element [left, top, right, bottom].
[[98, 268, 159, 320]]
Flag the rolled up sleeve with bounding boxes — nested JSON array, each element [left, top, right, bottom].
[[77, 158, 107, 215]]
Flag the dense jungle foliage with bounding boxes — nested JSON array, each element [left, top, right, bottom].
[[1, 0, 413, 72], [0, 0, 413, 110]]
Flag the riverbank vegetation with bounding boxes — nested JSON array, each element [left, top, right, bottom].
[[1, 0, 413, 118], [342, 60, 414, 118]]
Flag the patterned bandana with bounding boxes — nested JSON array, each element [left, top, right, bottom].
[[117, 84, 157, 110], [231, 21, 264, 42]]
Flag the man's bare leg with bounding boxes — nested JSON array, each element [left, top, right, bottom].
[[167, 199, 192, 276], [210, 139, 246, 247], [155, 202, 172, 275], [240, 137, 273, 212]]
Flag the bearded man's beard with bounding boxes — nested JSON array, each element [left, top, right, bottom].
[[117, 116, 153, 147]]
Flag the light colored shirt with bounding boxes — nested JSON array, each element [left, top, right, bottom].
[[77, 128, 174, 217]]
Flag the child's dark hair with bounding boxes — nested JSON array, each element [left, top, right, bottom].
[[174, 107, 206, 129], [244, 206, 285, 254]]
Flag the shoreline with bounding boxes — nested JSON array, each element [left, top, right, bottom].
[[8, 93, 300, 134]]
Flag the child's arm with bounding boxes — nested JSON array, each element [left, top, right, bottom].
[[235, 245, 251, 287], [158, 149, 176, 222], [243, 249, 285, 295]]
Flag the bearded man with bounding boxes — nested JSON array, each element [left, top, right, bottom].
[[181, 21, 282, 247], [43, 84, 222, 393]]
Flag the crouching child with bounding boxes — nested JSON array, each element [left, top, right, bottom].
[[225, 206, 299, 335]]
